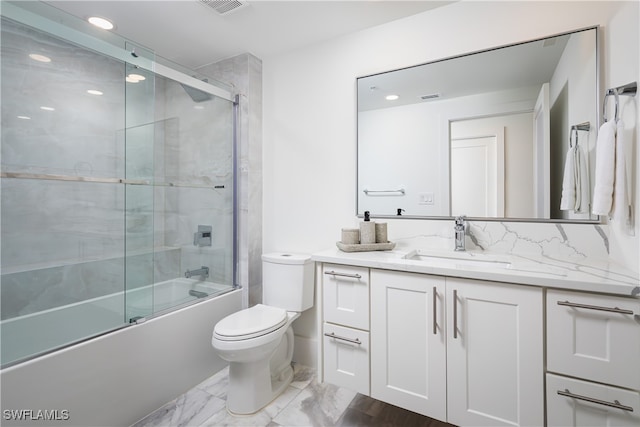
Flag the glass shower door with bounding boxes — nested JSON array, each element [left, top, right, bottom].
[[0, 16, 129, 365], [124, 46, 156, 323], [147, 72, 235, 314]]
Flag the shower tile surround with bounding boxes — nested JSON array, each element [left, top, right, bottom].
[[198, 53, 264, 307]]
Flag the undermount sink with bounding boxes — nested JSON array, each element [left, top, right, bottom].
[[402, 250, 512, 269]]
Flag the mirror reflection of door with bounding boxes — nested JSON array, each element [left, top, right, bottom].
[[450, 129, 505, 217], [533, 83, 551, 219]]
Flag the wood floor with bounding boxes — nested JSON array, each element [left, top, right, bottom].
[[336, 394, 456, 427]]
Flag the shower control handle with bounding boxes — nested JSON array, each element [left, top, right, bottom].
[[194, 225, 212, 247]]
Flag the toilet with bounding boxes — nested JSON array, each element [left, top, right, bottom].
[[211, 253, 314, 415]]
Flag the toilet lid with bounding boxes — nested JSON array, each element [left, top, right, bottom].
[[214, 304, 288, 341]]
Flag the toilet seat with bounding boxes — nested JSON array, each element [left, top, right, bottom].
[[214, 304, 288, 341]]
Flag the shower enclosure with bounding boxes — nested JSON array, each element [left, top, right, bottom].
[[0, 2, 237, 367]]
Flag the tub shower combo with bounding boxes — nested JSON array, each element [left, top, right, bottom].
[[0, 1, 239, 372]]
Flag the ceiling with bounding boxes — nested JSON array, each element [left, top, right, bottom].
[[358, 33, 572, 111], [43, 1, 454, 70]]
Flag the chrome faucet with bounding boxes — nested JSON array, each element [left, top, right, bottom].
[[454, 216, 466, 251], [185, 266, 209, 279]]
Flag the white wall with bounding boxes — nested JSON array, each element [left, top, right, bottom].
[[263, 0, 638, 265]]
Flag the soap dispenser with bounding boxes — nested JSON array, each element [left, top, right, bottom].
[[360, 211, 376, 244]]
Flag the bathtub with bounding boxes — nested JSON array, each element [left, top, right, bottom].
[[1, 277, 235, 366], [0, 281, 242, 427]]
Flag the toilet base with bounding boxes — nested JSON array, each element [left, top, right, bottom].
[[225, 326, 295, 415], [227, 363, 293, 416]]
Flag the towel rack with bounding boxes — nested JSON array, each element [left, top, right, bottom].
[[363, 188, 405, 196], [570, 121, 591, 147], [603, 81, 637, 122]]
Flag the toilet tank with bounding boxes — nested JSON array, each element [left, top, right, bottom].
[[262, 253, 314, 311]]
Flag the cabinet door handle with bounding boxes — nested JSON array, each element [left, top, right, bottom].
[[557, 389, 634, 412], [557, 300, 634, 315], [432, 286, 437, 335], [453, 289, 458, 339], [324, 271, 362, 279], [324, 332, 362, 345]]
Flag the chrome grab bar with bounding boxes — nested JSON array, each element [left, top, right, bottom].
[[324, 332, 361, 345], [324, 271, 362, 279], [557, 389, 634, 412], [363, 188, 405, 195], [557, 300, 634, 316]]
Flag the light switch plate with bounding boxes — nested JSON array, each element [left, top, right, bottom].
[[419, 192, 435, 205]]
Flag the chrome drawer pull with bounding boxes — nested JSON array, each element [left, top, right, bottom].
[[557, 300, 634, 315], [324, 271, 362, 279], [324, 332, 362, 345], [453, 289, 458, 339], [557, 389, 634, 412]]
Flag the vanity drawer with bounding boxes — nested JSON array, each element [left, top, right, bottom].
[[323, 264, 369, 330], [547, 373, 640, 427], [323, 322, 370, 395], [547, 290, 640, 390]]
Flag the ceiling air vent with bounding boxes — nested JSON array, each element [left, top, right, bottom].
[[420, 93, 441, 101], [200, 0, 248, 15]]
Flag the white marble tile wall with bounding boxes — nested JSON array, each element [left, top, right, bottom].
[[199, 53, 263, 306], [387, 219, 610, 262]]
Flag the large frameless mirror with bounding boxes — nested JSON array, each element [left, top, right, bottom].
[[357, 27, 599, 222]]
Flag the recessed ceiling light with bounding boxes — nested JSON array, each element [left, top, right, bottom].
[[385, 95, 399, 101], [87, 89, 104, 96], [194, 105, 205, 110], [40, 106, 55, 111], [126, 73, 146, 83], [17, 115, 31, 120], [88, 16, 114, 30], [29, 53, 51, 63]]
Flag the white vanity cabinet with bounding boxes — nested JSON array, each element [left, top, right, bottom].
[[446, 277, 544, 427], [368, 270, 544, 426], [370, 270, 447, 420], [321, 264, 370, 395], [546, 289, 640, 426]]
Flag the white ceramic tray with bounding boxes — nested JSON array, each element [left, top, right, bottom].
[[336, 241, 396, 252]]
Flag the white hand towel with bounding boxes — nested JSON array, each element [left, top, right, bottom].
[[560, 145, 576, 211], [574, 144, 590, 213], [612, 119, 630, 224], [592, 121, 616, 215]]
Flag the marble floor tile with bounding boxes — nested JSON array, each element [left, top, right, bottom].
[[132, 388, 226, 427], [290, 364, 315, 390], [272, 378, 357, 427], [132, 364, 452, 427], [196, 366, 230, 399]]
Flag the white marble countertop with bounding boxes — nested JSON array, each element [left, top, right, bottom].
[[312, 246, 640, 297]]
